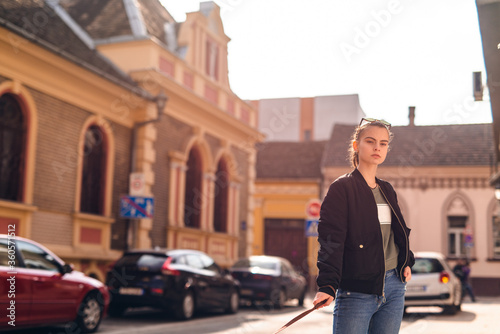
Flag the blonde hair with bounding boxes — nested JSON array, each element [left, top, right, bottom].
[[348, 121, 393, 168]]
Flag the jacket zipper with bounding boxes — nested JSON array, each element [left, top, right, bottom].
[[379, 186, 408, 283], [371, 183, 387, 300]]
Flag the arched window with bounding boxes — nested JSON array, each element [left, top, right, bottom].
[[446, 197, 470, 257], [213, 158, 229, 232], [492, 200, 500, 259], [184, 147, 202, 228], [80, 125, 106, 215], [0, 94, 25, 201]]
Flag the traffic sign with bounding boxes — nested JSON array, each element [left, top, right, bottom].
[[129, 173, 146, 196], [120, 196, 154, 219], [306, 199, 321, 219], [305, 219, 319, 237], [464, 225, 473, 236]]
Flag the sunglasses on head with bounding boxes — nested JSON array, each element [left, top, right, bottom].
[[359, 118, 391, 129]]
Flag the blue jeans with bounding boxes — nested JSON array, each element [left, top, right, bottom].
[[332, 269, 406, 334]]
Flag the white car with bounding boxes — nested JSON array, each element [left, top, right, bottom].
[[404, 251, 462, 314]]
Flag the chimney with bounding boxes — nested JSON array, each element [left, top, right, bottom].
[[473, 71, 483, 101], [409, 106, 415, 127]]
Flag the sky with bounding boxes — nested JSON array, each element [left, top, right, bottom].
[[160, 0, 492, 126]]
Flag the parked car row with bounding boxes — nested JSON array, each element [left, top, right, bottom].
[[1, 234, 463, 333], [105, 251, 308, 320], [0, 234, 308, 332]]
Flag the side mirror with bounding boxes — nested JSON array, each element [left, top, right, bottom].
[[61, 263, 73, 275]]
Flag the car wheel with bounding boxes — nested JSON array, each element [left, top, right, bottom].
[[75, 293, 103, 333], [272, 289, 286, 309], [443, 304, 458, 315], [108, 302, 127, 318], [175, 290, 195, 320], [225, 289, 239, 314]]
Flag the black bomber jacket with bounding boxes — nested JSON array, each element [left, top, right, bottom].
[[316, 169, 415, 297]]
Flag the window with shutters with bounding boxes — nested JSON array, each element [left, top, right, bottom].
[[213, 158, 229, 232], [80, 125, 106, 215], [0, 94, 25, 202], [184, 147, 202, 228]]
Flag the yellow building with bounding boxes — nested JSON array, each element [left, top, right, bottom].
[[0, 0, 261, 279], [253, 140, 326, 289]]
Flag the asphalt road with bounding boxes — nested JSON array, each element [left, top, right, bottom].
[[4, 296, 500, 334]]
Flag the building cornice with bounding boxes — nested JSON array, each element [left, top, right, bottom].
[[0, 26, 151, 128], [131, 69, 264, 148]]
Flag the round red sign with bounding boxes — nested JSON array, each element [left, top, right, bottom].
[[306, 199, 321, 218]]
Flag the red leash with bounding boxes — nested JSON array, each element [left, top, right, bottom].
[[272, 299, 328, 334]]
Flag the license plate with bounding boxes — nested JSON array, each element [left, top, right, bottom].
[[407, 285, 426, 292], [241, 289, 253, 296], [119, 287, 144, 296]]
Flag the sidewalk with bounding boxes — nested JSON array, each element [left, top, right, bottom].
[[400, 297, 500, 334]]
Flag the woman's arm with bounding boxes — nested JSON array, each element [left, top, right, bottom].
[[316, 180, 349, 295], [313, 291, 335, 308]]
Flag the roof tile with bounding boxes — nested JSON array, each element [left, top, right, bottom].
[[256, 141, 327, 179], [322, 123, 495, 167], [0, 0, 137, 86]]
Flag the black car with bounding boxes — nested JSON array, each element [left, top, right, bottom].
[[106, 249, 240, 320], [230, 255, 308, 308]]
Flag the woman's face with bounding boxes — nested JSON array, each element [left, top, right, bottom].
[[354, 125, 390, 167]]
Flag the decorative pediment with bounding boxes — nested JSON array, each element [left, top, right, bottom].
[[200, 2, 229, 41]]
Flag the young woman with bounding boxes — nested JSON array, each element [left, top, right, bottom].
[[312, 118, 414, 334]]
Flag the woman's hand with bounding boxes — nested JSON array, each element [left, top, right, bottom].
[[313, 292, 334, 309], [404, 266, 412, 282]]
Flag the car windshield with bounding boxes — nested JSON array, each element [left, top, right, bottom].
[[412, 258, 445, 274], [115, 253, 168, 271], [232, 258, 278, 270]]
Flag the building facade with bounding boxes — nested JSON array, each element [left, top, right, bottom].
[[254, 112, 500, 295], [252, 94, 365, 142], [476, 0, 500, 295], [0, 0, 261, 279]]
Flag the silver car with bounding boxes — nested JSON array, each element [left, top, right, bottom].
[[404, 251, 462, 314]]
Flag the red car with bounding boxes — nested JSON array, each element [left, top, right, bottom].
[[0, 234, 109, 333]]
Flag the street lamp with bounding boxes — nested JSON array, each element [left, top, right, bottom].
[[495, 182, 500, 201], [154, 90, 168, 119]]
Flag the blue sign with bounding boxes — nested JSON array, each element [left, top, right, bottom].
[[305, 219, 319, 237], [120, 196, 154, 219]]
